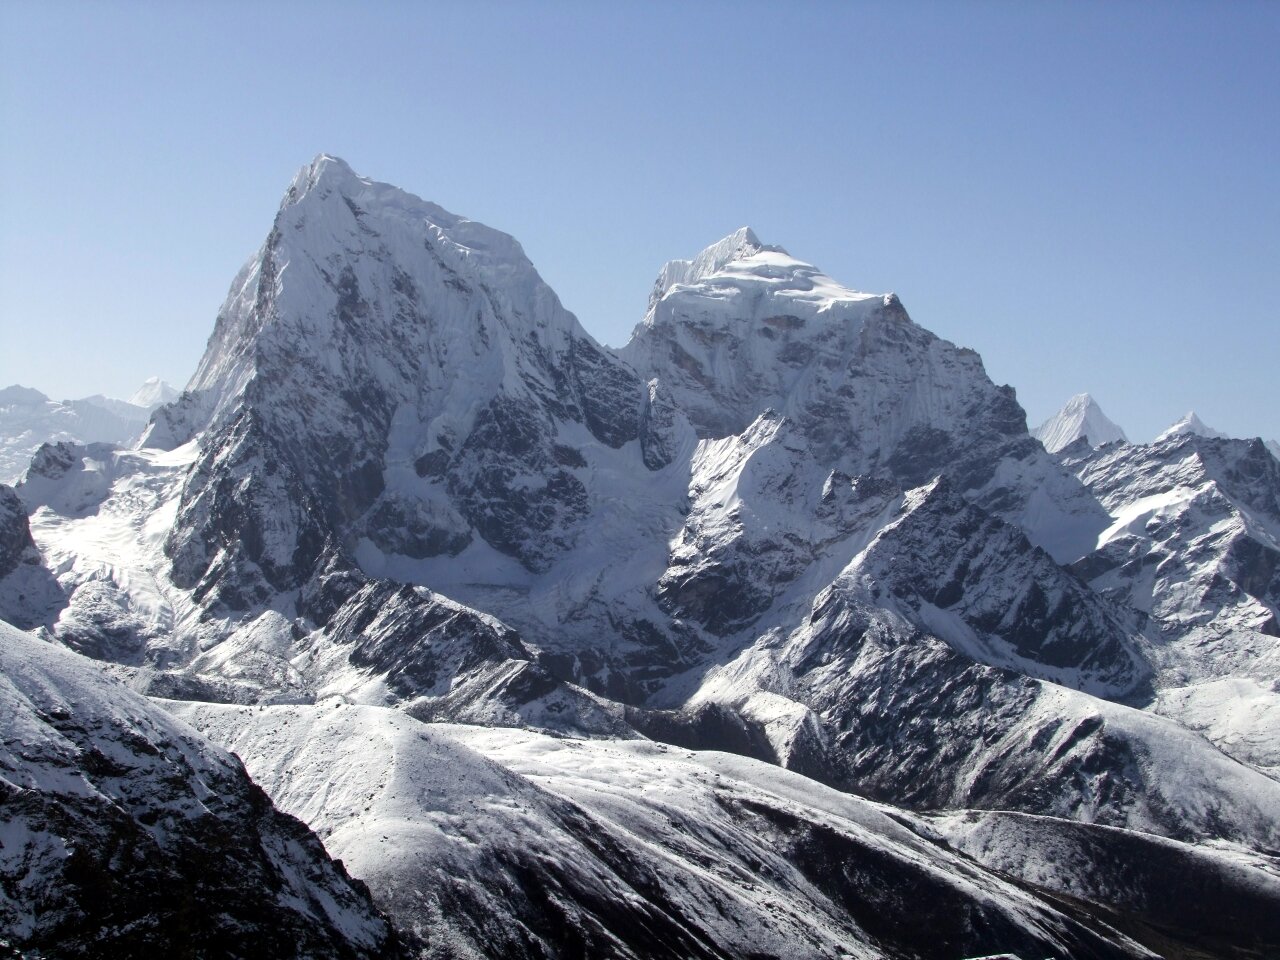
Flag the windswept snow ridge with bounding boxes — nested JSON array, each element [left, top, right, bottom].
[[172, 699, 1155, 960]]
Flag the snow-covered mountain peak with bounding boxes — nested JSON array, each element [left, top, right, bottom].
[[287, 152, 366, 201], [155, 155, 610, 448], [1157, 411, 1227, 443], [0, 385, 49, 407], [143, 155, 648, 596], [127, 377, 178, 410], [649, 226, 776, 300], [621, 232, 896, 441], [644, 227, 880, 320], [1034, 393, 1128, 453]]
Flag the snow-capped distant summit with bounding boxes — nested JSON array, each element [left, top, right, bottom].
[[127, 377, 179, 410], [1033, 393, 1128, 453], [647, 227, 782, 305], [0, 385, 49, 407], [1157, 411, 1227, 443], [1267, 439, 1280, 461]]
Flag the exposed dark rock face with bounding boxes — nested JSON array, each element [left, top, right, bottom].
[[166, 412, 331, 609], [448, 396, 591, 571], [638, 378, 687, 471], [0, 483, 63, 630], [722, 797, 1136, 960], [780, 591, 1279, 848], [0, 484, 32, 580], [0, 622, 399, 959], [325, 579, 531, 698], [850, 477, 1148, 694]]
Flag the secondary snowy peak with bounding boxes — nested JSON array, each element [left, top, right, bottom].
[[1034, 393, 1128, 453], [621, 227, 1109, 561], [648, 226, 776, 302], [127, 376, 178, 409], [1157, 411, 1227, 442], [0, 385, 48, 406], [622, 232, 899, 441]]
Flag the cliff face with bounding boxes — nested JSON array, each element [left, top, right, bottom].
[[0, 619, 399, 959]]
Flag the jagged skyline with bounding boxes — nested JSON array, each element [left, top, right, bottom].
[[2, 3, 1276, 443]]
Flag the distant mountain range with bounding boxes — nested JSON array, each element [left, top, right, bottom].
[[1, 156, 1277, 959], [0, 378, 177, 482], [1034, 391, 1274, 455]]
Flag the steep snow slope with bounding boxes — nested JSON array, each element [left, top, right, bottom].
[[171, 699, 1154, 960], [1033, 393, 1128, 453], [0, 619, 398, 958]]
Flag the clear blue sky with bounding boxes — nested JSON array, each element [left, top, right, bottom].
[[2, 0, 1276, 442]]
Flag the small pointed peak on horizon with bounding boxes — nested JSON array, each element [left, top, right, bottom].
[[1034, 392, 1127, 453], [127, 377, 179, 410], [1062, 392, 1098, 410], [1157, 411, 1227, 443]]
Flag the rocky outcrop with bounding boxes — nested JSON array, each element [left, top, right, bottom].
[[0, 483, 63, 629], [0, 619, 399, 958]]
